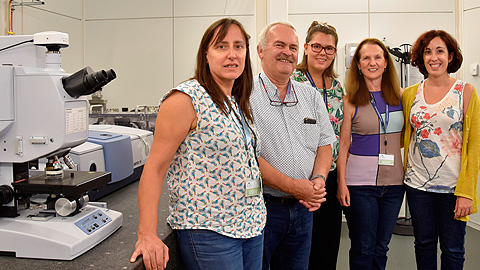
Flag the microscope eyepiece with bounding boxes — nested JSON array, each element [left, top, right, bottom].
[[62, 66, 116, 98]]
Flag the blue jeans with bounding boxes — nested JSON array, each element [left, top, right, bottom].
[[344, 185, 404, 270], [263, 197, 313, 270], [406, 185, 466, 270], [176, 229, 264, 270]]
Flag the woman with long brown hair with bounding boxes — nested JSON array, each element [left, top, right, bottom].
[[130, 18, 266, 270], [337, 38, 404, 270]]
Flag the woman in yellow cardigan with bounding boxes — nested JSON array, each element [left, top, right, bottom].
[[403, 30, 480, 270]]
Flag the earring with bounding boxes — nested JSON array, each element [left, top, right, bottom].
[[359, 70, 362, 75]]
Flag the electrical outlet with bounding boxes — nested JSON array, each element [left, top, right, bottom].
[[470, 63, 479, 76]]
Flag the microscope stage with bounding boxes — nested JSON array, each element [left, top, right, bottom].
[[12, 171, 111, 197]]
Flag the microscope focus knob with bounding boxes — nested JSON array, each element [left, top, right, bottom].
[[0, 185, 14, 204], [55, 197, 77, 217]]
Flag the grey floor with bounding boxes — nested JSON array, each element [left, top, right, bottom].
[[337, 222, 480, 269]]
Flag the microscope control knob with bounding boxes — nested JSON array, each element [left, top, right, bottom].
[[0, 185, 14, 204], [55, 197, 77, 217]]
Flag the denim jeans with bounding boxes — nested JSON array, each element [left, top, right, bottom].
[[263, 198, 313, 270], [406, 185, 466, 270], [176, 229, 264, 270], [344, 185, 404, 270]]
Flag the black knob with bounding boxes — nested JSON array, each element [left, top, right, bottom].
[[0, 185, 14, 204]]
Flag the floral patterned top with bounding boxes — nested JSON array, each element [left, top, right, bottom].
[[291, 70, 344, 170], [160, 79, 266, 238], [405, 80, 465, 193]]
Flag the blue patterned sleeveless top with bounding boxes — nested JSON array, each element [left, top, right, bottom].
[[160, 79, 266, 238]]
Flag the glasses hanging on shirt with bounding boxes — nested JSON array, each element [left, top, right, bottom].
[[259, 75, 298, 107]]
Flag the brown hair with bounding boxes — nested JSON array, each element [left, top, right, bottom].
[[193, 18, 254, 121], [410, 29, 462, 76], [345, 38, 401, 106], [296, 21, 339, 79]]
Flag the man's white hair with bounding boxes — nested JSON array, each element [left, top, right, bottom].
[[258, 21, 297, 50]]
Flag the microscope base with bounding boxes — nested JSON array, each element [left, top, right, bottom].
[[0, 204, 122, 260]]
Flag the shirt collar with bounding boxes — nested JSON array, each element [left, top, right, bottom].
[[259, 71, 293, 98]]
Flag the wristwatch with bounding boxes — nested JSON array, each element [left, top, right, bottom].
[[310, 174, 326, 183]]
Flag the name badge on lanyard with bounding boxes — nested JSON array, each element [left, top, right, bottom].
[[378, 154, 394, 166], [246, 178, 262, 197], [229, 100, 261, 196], [370, 93, 394, 166]]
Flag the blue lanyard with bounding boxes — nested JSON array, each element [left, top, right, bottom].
[[369, 92, 389, 148], [229, 100, 251, 150], [305, 70, 328, 110]]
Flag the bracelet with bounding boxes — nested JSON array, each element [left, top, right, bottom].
[[310, 174, 326, 182]]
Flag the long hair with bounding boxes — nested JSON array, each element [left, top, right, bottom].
[[193, 18, 254, 121], [410, 29, 462, 76], [345, 38, 401, 106], [296, 21, 339, 79]]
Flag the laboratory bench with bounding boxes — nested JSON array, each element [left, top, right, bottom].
[[0, 180, 185, 269]]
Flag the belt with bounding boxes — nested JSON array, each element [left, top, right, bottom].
[[264, 195, 297, 205]]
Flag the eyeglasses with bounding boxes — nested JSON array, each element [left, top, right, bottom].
[[259, 75, 298, 107], [307, 43, 336, 55]]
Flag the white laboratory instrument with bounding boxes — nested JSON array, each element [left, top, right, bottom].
[[72, 125, 153, 200], [0, 31, 122, 260], [87, 125, 153, 170]]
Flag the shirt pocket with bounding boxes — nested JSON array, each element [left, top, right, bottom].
[[301, 123, 320, 152]]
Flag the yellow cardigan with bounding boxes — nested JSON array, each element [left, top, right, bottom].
[[402, 82, 480, 221]]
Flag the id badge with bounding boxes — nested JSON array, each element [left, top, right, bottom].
[[378, 154, 394, 166], [246, 178, 261, 197]]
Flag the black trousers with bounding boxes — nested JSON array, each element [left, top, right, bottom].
[[309, 169, 343, 270]]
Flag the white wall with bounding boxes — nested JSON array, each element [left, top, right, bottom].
[[84, 0, 174, 110], [83, 0, 256, 110]]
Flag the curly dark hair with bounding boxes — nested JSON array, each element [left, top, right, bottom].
[[410, 30, 463, 76]]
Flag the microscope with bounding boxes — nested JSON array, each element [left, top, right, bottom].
[[0, 32, 122, 260]]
